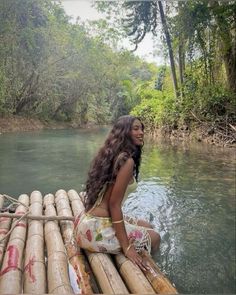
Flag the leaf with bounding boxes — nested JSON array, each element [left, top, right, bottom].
[[95, 233, 103, 241]]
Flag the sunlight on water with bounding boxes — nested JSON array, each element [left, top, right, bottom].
[[0, 129, 235, 293]]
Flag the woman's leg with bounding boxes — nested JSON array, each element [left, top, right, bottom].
[[124, 216, 161, 252], [137, 219, 154, 229], [147, 228, 161, 252], [136, 219, 161, 252]]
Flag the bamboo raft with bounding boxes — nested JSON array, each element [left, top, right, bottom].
[[0, 190, 178, 294]]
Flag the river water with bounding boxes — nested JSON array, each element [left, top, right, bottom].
[[0, 128, 235, 293]]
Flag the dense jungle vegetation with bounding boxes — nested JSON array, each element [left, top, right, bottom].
[[0, 0, 235, 145]]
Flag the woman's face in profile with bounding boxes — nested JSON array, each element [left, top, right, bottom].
[[130, 119, 144, 146]]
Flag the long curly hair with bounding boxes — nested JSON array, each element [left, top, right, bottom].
[[84, 115, 144, 211]]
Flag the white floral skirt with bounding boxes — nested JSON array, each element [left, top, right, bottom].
[[74, 212, 151, 254]]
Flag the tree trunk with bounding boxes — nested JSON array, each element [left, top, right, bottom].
[[178, 2, 185, 91], [211, 1, 236, 93], [178, 43, 185, 95], [158, 1, 179, 98], [14, 72, 39, 114], [223, 48, 236, 93]]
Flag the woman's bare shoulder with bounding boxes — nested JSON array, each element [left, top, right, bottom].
[[113, 152, 133, 175], [125, 157, 134, 166], [116, 157, 134, 177]]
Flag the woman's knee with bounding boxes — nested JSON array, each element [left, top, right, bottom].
[[136, 219, 161, 251], [137, 219, 154, 229]]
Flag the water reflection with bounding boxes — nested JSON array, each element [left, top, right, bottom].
[[0, 129, 235, 293]]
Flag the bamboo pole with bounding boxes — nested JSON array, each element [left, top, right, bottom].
[[44, 193, 73, 294], [55, 189, 93, 294], [0, 213, 74, 221], [23, 191, 46, 294], [115, 253, 155, 294], [68, 190, 101, 294], [0, 194, 29, 294], [0, 194, 4, 209], [0, 195, 11, 268], [140, 250, 178, 294], [0, 195, 12, 268], [87, 252, 131, 294], [68, 189, 129, 294], [80, 250, 101, 294]]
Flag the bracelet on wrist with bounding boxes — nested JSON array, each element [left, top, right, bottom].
[[124, 244, 133, 257], [112, 219, 124, 224]]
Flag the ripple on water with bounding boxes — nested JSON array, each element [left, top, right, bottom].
[[124, 173, 235, 294]]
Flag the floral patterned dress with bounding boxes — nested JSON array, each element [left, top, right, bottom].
[[74, 181, 152, 254]]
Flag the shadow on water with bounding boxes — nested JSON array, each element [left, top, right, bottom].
[[0, 129, 235, 293]]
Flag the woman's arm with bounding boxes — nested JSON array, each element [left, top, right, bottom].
[[109, 158, 147, 270], [109, 158, 133, 251]]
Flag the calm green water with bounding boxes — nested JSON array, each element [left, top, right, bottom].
[[0, 128, 235, 294]]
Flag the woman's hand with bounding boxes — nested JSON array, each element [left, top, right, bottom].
[[125, 245, 149, 271]]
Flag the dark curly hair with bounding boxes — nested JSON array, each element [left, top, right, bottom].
[[84, 115, 144, 211]]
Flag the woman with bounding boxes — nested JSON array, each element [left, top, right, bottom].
[[74, 115, 160, 269]]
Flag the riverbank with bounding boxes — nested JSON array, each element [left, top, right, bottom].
[[0, 115, 235, 148], [156, 122, 236, 148], [0, 115, 74, 133]]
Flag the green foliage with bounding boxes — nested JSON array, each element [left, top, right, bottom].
[[155, 66, 166, 90], [0, 0, 156, 124], [131, 89, 177, 127], [181, 81, 235, 120], [0, 0, 235, 132], [122, 1, 158, 46]]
